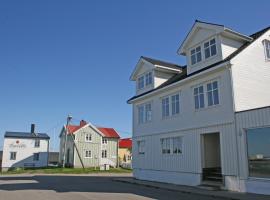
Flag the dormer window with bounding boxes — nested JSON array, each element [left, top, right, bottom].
[[263, 40, 270, 60], [204, 38, 217, 59], [138, 76, 144, 90], [191, 46, 202, 65], [145, 72, 153, 86]]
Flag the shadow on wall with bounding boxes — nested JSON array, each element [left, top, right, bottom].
[[0, 175, 178, 200], [8, 152, 48, 170]]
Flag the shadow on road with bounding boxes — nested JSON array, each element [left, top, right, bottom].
[[0, 175, 191, 200]]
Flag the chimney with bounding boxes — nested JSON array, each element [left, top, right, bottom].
[[31, 124, 36, 135], [80, 120, 87, 126]]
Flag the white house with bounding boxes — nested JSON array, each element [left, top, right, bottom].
[[128, 20, 270, 194], [1, 124, 50, 171]]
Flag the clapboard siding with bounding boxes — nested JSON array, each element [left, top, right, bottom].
[[236, 107, 270, 178], [133, 122, 238, 176], [231, 29, 270, 112]]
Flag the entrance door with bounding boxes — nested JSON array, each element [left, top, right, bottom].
[[201, 132, 222, 182]]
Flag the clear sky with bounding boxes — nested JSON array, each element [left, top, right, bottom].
[[0, 0, 269, 151]]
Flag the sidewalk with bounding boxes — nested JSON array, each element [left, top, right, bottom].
[[113, 177, 270, 200]]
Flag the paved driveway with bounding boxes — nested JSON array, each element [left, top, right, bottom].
[[0, 174, 222, 200]]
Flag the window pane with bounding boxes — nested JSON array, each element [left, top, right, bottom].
[[194, 96, 199, 109], [213, 90, 219, 105], [207, 83, 212, 91], [199, 86, 204, 93], [211, 44, 217, 56], [210, 39, 216, 45], [194, 88, 198, 95], [196, 46, 201, 52], [191, 54, 196, 65], [208, 92, 213, 106], [213, 81, 218, 89], [204, 42, 209, 48], [200, 94, 205, 108], [197, 52, 202, 62], [191, 49, 195, 54], [205, 48, 210, 58], [247, 127, 270, 178]]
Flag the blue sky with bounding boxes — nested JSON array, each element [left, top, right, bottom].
[[0, 0, 269, 151]]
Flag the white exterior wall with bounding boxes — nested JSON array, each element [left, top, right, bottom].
[[220, 35, 243, 59], [231, 30, 270, 112], [132, 67, 239, 187], [235, 107, 270, 194], [2, 138, 49, 169]]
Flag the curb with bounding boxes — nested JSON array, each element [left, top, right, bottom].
[[113, 178, 253, 200]]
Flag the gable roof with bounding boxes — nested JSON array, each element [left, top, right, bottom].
[[5, 132, 50, 139], [119, 138, 132, 148], [178, 20, 253, 55], [97, 127, 120, 138], [65, 120, 120, 139], [128, 25, 270, 103], [130, 56, 183, 81]]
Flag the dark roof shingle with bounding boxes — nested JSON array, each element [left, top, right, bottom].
[[5, 132, 50, 139]]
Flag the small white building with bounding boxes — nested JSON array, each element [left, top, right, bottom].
[[128, 20, 270, 194], [1, 124, 50, 171]]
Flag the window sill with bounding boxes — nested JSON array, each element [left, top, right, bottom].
[[161, 113, 181, 120], [194, 103, 221, 112]]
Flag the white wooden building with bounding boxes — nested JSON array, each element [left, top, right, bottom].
[[128, 20, 270, 194], [1, 124, 50, 171]]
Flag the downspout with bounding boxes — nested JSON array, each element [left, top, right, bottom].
[[228, 64, 241, 191]]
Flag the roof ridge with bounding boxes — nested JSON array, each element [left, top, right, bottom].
[[141, 56, 183, 68]]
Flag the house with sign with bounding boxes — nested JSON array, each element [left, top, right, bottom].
[[59, 120, 120, 168], [1, 124, 50, 171], [128, 20, 270, 194]]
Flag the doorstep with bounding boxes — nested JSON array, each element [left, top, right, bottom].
[[113, 177, 270, 200]]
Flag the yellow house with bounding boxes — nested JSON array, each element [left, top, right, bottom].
[[118, 138, 132, 165]]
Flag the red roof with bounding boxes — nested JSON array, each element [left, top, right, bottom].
[[119, 138, 132, 148], [67, 120, 87, 134], [97, 127, 120, 138]]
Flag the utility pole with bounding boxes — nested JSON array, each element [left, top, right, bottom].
[[62, 115, 72, 168]]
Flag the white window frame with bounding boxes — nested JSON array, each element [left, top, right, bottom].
[[263, 39, 270, 61], [33, 153, 39, 161], [172, 137, 183, 154], [162, 96, 170, 118], [85, 133, 92, 142], [34, 139, 40, 148], [138, 102, 152, 124], [102, 138, 108, 144], [137, 140, 145, 155], [10, 152, 17, 160], [207, 80, 220, 107], [85, 150, 92, 158], [194, 85, 205, 110], [204, 38, 217, 59], [190, 46, 202, 65], [171, 94, 180, 116], [137, 76, 145, 90], [145, 71, 153, 86], [161, 138, 171, 154], [102, 150, 107, 158]]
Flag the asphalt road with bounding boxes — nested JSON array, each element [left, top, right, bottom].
[[0, 174, 223, 200]]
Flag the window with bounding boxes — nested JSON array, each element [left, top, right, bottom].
[[204, 38, 217, 59], [34, 139, 40, 147], [194, 85, 205, 109], [85, 133, 92, 142], [138, 103, 152, 124], [102, 150, 107, 158], [191, 46, 202, 65], [207, 81, 219, 106], [247, 127, 270, 178], [145, 103, 152, 122], [145, 72, 153, 86], [33, 153, 39, 161], [171, 94, 180, 115], [263, 40, 270, 60], [172, 137, 183, 154], [10, 152, 16, 160], [138, 140, 145, 154], [138, 76, 144, 90], [85, 150, 92, 158], [161, 138, 171, 154], [162, 97, 170, 118], [102, 138, 108, 144]]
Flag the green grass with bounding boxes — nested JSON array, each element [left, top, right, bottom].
[[1, 167, 132, 175]]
